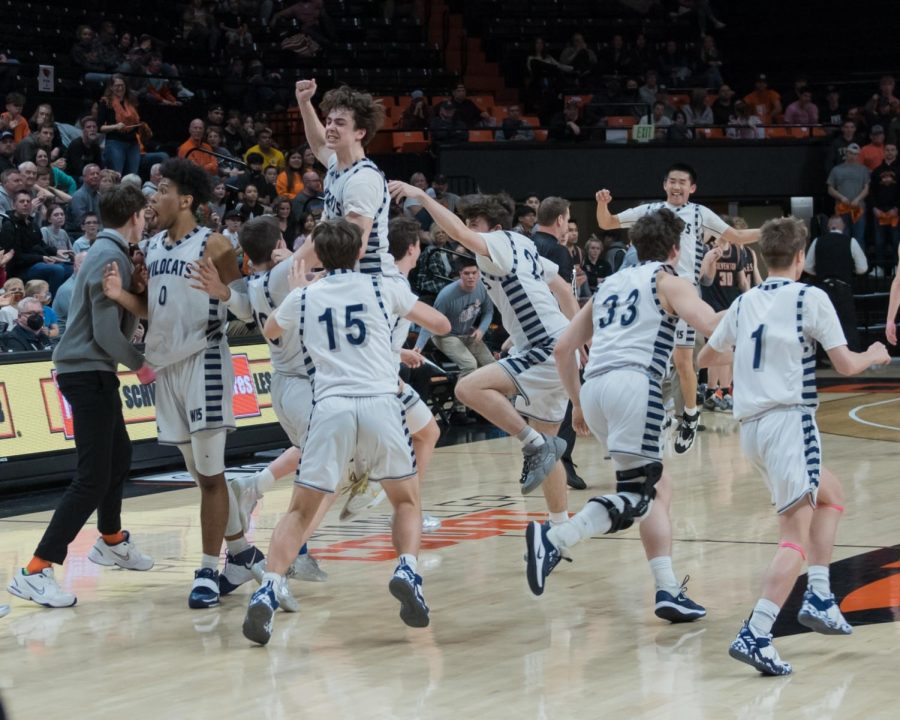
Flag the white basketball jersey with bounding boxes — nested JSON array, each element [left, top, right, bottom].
[[145, 226, 227, 368], [617, 202, 730, 284], [274, 270, 417, 400], [707, 278, 847, 421], [247, 260, 313, 378], [323, 154, 397, 276], [584, 262, 678, 380], [477, 230, 569, 351]]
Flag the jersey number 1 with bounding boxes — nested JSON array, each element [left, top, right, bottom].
[[318, 304, 368, 351], [751, 323, 765, 370]]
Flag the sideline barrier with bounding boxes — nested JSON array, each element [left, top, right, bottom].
[[0, 340, 286, 490]]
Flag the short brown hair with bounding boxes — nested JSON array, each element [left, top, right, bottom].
[[239, 215, 281, 265], [759, 216, 807, 269], [99, 183, 147, 228], [629, 208, 684, 262], [319, 85, 386, 148], [312, 218, 362, 270], [536, 196, 569, 226], [388, 217, 421, 261], [457, 193, 514, 230]]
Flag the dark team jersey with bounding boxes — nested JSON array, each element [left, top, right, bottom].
[[700, 243, 747, 312]]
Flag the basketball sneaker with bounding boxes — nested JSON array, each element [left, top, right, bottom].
[[0, 604, 9, 618], [674, 409, 700, 454], [520, 435, 566, 495], [288, 552, 328, 582], [339, 470, 387, 521], [188, 567, 220, 609], [422, 515, 442, 533], [87, 531, 154, 571], [525, 521, 569, 596], [388, 562, 430, 628], [243, 581, 279, 645], [654, 576, 706, 622], [230, 475, 261, 533], [219, 545, 265, 595], [7, 568, 76, 608], [274, 576, 299, 613], [729, 621, 792, 676], [797, 589, 852, 635]]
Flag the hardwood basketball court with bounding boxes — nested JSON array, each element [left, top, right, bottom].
[[1, 385, 899, 719]]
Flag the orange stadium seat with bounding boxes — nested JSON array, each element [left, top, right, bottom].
[[392, 131, 429, 152], [468, 130, 495, 142], [607, 116, 637, 128]]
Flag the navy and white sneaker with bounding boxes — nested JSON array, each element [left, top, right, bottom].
[[729, 621, 792, 676], [525, 521, 568, 596], [520, 435, 566, 495], [673, 409, 700, 454], [654, 576, 706, 622], [188, 567, 220, 609], [797, 589, 852, 635], [243, 581, 279, 645], [219, 545, 265, 595], [388, 562, 430, 628]]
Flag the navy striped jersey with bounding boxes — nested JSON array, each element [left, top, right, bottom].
[[323, 154, 398, 276], [476, 230, 568, 351], [707, 277, 846, 420], [583, 261, 677, 381], [617, 201, 729, 284], [144, 226, 227, 368], [247, 260, 312, 379], [274, 270, 417, 401]]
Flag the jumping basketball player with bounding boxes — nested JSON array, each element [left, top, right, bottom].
[[242, 219, 450, 644], [595, 164, 760, 453], [103, 158, 263, 609], [388, 184, 578, 522], [699, 216, 890, 676], [525, 210, 717, 622]]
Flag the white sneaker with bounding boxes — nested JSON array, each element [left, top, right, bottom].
[[288, 553, 328, 582], [422, 515, 442, 533], [275, 577, 300, 613], [340, 470, 387, 521], [87, 531, 154, 571], [0, 604, 9, 618], [230, 475, 262, 533], [7, 568, 77, 608]]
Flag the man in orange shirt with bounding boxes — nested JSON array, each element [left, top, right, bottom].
[[177, 118, 218, 175], [743, 74, 782, 125], [860, 125, 886, 171]]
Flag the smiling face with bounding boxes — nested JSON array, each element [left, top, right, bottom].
[[34, 148, 49, 167], [663, 170, 696, 206]]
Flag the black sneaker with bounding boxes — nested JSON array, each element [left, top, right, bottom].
[[673, 409, 700, 454], [562, 457, 586, 490]]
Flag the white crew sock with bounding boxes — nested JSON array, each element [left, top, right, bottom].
[[749, 598, 780, 637], [648, 556, 680, 595], [548, 511, 569, 525], [516, 425, 544, 449], [684, 406, 698, 416], [807, 565, 831, 597], [201, 553, 219, 570], [254, 468, 277, 495], [226, 536, 250, 555], [262, 571, 282, 586], [399, 553, 418, 573]]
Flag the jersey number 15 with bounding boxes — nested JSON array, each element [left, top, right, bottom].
[[318, 304, 368, 351]]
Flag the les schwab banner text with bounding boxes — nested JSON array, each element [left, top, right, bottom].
[[0, 343, 279, 460]]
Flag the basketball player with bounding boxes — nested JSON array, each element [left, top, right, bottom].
[[340, 217, 443, 527], [595, 164, 760, 453], [699, 216, 890, 676], [293, 79, 395, 277], [388, 183, 578, 520], [7, 185, 155, 610], [885, 243, 900, 345], [191, 214, 327, 583], [103, 158, 263, 609], [525, 210, 717, 622], [242, 219, 451, 645]]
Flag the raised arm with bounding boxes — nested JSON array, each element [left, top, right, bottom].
[[595, 189, 621, 230], [721, 226, 761, 246], [295, 79, 332, 166], [388, 180, 490, 256]]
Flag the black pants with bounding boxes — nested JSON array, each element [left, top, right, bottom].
[[821, 279, 860, 352], [35, 371, 132, 564]]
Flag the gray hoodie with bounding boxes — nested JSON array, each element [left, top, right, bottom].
[[53, 229, 144, 374]]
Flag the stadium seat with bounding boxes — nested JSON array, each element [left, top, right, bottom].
[[392, 131, 429, 152], [468, 130, 495, 142]]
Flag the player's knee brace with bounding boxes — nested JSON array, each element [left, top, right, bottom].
[[588, 462, 663, 534]]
